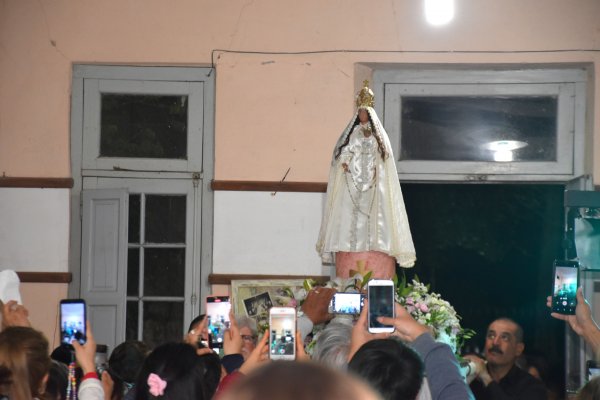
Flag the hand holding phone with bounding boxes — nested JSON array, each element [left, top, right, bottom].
[[367, 280, 395, 333], [329, 293, 365, 315], [551, 260, 579, 315], [60, 299, 87, 346], [206, 296, 231, 349], [269, 307, 296, 360]]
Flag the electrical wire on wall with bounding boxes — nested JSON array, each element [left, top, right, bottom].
[[207, 47, 600, 74]]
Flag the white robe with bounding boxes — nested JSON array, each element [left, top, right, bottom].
[[316, 107, 416, 268]]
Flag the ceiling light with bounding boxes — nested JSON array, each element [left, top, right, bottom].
[[425, 0, 455, 26]]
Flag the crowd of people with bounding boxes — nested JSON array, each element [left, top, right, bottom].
[[1, 285, 600, 400]]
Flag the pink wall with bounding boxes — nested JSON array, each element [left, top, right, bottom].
[[20, 283, 67, 349], [1, 0, 599, 181]]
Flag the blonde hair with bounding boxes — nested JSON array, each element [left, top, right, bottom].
[[0, 327, 51, 400]]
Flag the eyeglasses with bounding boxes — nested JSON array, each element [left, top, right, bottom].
[[241, 334, 257, 343]]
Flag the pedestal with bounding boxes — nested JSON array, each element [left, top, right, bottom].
[[335, 251, 395, 279]]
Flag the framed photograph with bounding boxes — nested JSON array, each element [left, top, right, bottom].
[[243, 292, 274, 317], [231, 279, 305, 329]]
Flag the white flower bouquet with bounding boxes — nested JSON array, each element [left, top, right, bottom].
[[273, 271, 474, 355]]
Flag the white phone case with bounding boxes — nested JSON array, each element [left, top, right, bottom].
[[367, 280, 395, 333], [269, 307, 296, 360]]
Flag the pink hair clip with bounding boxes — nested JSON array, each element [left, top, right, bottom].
[[147, 373, 167, 396]]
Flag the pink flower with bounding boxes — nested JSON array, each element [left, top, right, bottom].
[[288, 299, 297, 307], [148, 373, 167, 396], [407, 305, 416, 314], [406, 297, 414, 305], [419, 304, 429, 313]]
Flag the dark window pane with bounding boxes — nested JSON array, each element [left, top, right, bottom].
[[126, 301, 139, 341], [127, 248, 140, 297], [128, 194, 140, 244], [143, 301, 184, 349], [400, 96, 557, 162], [144, 248, 185, 297], [145, 195, 186, 243], [100, 94, 188, 159]]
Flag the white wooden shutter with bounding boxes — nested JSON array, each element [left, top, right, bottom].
[[81, 189, 128, 352]]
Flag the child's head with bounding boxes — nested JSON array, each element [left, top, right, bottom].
[[135, 342, 221, 400]]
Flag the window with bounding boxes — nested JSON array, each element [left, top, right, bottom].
[[71, 66, 214, 351], [374, 67, 588, 181], [82, 77, 205, 172]]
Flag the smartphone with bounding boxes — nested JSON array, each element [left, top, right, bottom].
[[60, 299, 87, 346], [269, 307, 296, 360], [587, 360, 600, 382], [329, 292, 365, 315], [551, 260, 579, 315], [206, 296, 231, 349], [368, 280, 395, 333]]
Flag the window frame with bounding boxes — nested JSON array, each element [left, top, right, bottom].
[[82, 79, 205, 172], [373, 67, 588, 182]]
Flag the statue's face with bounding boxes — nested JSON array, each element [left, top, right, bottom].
[[358, 109, 369, 123]]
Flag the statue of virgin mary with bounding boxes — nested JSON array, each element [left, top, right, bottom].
[[316, 81, 416, 278]]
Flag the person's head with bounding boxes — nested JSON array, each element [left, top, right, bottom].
[[134, 342, 221, 400], [358, 108, 369, 123], [235, 316, 257, 360], [188, 314, 206, 333], [335, 108, 387, 160], [577, 376, 600, 400], [108, 340, 149, 400], [45, 360, 68, 400], [0, 326, 52, 400], [348, 338, 424, 400], [312, 321, 353, 370], [50, 345, 71, 367], [219, 361, 380, 400], [484, 318, 524, 369]]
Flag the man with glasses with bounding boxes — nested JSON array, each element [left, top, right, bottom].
[[465, 318, 547, 399], [236, 316, 258, 360]]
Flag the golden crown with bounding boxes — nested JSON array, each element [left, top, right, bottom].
[[355, 80, 375, 108]]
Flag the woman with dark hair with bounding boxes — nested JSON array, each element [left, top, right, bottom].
[[104, 341, 149, 400], [45, 360, 69, 400], [134, 342, 221, 400]]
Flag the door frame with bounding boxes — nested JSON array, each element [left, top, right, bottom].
[[69, 65, 215, 328]]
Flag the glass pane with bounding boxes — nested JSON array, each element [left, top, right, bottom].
[[127, 248, 140, 297], [143, 301, 184, 349], [128, 194, 140, 244], [143, 248, 185, 297], [400, 96, 557, 162], [126, 301, 139, 341], [145, 195, 186, 243], [100, 94, 188, 159]]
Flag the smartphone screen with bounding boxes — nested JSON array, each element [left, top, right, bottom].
[[368, 280, 395, 333], [206, 296, 231, 349], [60, 299, 86, 346], [269, 307, 296, 360], [331, 293, 364, 315], [551, 260, 579, 315], [587, 361, 600, 382]]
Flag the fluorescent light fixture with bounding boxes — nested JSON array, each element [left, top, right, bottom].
[[424, 0, 455, 26], [483, 140, 528, 163]]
